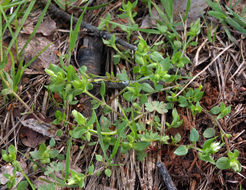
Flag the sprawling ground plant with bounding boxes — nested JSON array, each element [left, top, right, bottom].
[[0, 0, 244, 189]]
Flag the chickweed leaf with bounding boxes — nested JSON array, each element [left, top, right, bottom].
[[88, 164, 94, 175], [216, 157, 230, 170], [210, 106, 220, 114], [189, 128, 199, 143], [174, 133, 181, 143], [113, 54, 121, 65], [117, 69, 129, 81], [56, 129, 63, 137], [100, 81, 106, 98], [178, 96, 188, 107], [96, 154, 103, 162], [49, 138, 56, 147], [123, 91, 137, 102], [72, 110, 87, 125], [174, 145, 188, 156], [142, 83, 154, 93], [105, 168, 112, 177], [17, 181, 28, 190], [140, 94, 148, 104], [133, 142, 150, 151], [203, 128, 216, 138]]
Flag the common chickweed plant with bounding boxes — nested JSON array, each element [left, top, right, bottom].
[[1, 0, 243, 189]]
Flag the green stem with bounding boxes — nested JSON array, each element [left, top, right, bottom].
[[85, 90, 122, 117], [118, 104, 137, 138], [19, 167, 35, 190], [0, 70, 42, 122], [202, 107, 230, 152], [89, 129, 117, 136]]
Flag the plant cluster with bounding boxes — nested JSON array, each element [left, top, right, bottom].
[[0, 0, 244, 189]]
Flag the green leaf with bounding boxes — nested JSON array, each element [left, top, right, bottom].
[[136, 151, 147, 161], [216, 157, 230, 170], [66, 65, 76, 81], [49, 138, 56, 147], [2, 150, 9, 162], [199, 152, 215, 164], [1, 88, 12, 95], [210, 106, 220, 114], [208, 11, 227, 20], [142, 83, 154, 93], [113, 54, 121, 65], [69, 8, 86, 54], [157, 23, 168, 33], [100, 81, 106, 98], [174, 133, 181, 143], [140, 94, 148, 104], [132, 141, 150, 151], [174, 145, 188, 156], [188, 18, 201, 37], [121, 142, 131, 154], [117, 69, 129, 81], [228, 149, 240, 159], [72, 110, 87, 125], [178, 96, 188, 107], [100, 115, 111, 131], [96, 154, 103, 162], [56, 129, 63, 137], [30, 150, 40, 160], [39, 142, 47, 153], [70, 127, 87, 139], [145, 102, 154, 112], [189, 128, 199, 143], [145, 101, 168, 114], [217, 105, 231, 119], [88, 164, 94, 175], [203, 128, 216, 138], [105, 168, 112, 177], [202, 137, 217, 150], [17, 181, 28, 190], [95, 110, 108, 161], [50, 150, 59, 158], [174, 40, 182, 49], [123, 91, 137, 102]]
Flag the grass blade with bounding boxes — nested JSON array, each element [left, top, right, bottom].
[[65, 137, 72, 181]]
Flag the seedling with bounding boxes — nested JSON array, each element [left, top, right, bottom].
[[177, 86, 204, 115], [1, 145, 35, 189], [166, 108, 183, 129], [216, 149, 242, 172], [198, 137, 223, 164], [30, 142, 59, 164], [210, 102, 231, 119]]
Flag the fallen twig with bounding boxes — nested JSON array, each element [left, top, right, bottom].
[[174, 44, 234, 97], [40, 0, 137, 51], [156, 162, 177, 190]]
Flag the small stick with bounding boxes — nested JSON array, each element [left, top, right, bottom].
[[156, 162, 177, 190], [174, 44, 233, 97], [40, 0, 137, 51]]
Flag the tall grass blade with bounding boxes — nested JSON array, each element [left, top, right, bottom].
[[65, 137, 72, 181], [19, 0, 51, 56]]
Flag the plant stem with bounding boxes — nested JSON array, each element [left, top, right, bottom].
[[89, 129, 117, 136], [0, 70, 42, 122], [85, 90, 123, 117], [202, 107, 230, 152]]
